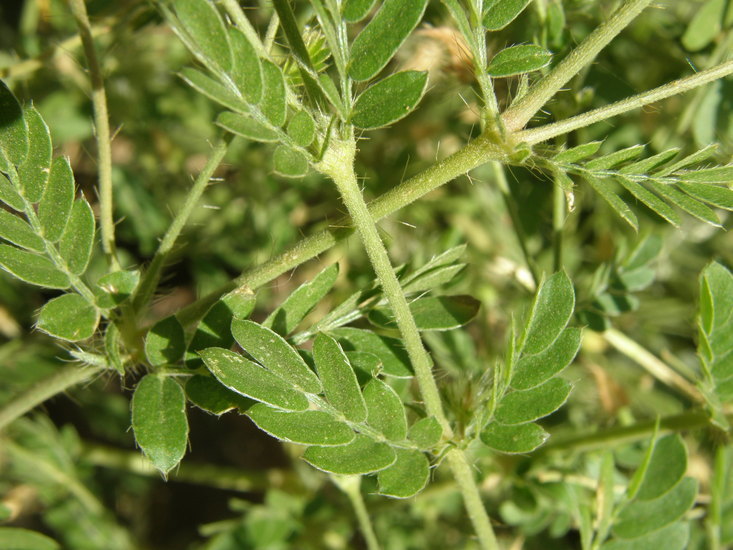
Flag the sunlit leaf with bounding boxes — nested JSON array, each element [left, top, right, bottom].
[[601, 522, 689, 550], [520, 271, 575, 355], [363, 378, 408, 441], [228, 27, 262, 104], [495, 378, 572, 424], [585, 145, 646, 170], [368, 295, 480, 331], [343, 0, 378, 22], [247, 403, 355, 446], [351, 71, 428, 129], [185, 300, 238, 368], [216, 111, 279, 142], [616, 177, 681, 227], [0, 245, 69, 289], [303, 434, 395, 474], [483, 0, 532, 31], [179, 68, 249, 113], [287, 110, 316, 147], [480, 422, 549, 454], [58, 199, 95, 275], [487, 45, 552, 77], [0, 209, 45, 252], [553, 141, 603, 164], [174, 0, 232, 73], [313, 333, 367, 422], [38, 157, 74, 242], [260, 60, 287, 127], [677, 182, 733, 210], [17, 106, 52, 203], [36, 293, 98, 342], [512, 328, 581, 390], [273, 146, 309, 178], [584, 175, 639, 230], [96, 270, 140, 308], [647, 180, 720, 226]]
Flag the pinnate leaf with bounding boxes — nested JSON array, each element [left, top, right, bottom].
[[585, 145, 646, 170], [131, 373, 189, 475], [553, 141, 603, 164], [487, 45, 552, 77], [216, 111, 278, 142], [17, 106, 51, 203], [227, 27, 262, 103], [377, 449, 429, 498], [481, 422, 549, 454], [351, 71, 428, 129], [520, 271, 574, 355], [200, 347, 309, 411], [647, 180, 720, 226], [260, 60, 287, 127], [313, 333, 367, 422], [38, 157, 75, 242], [145, 316, 186, 367], [0, 209, 45, 252], [0, 171, 24, 211], [585, 175, 639, 230], [303, 434, 395, 474], [0, 245, 69, 289], [174, 0, 232, 73], [59, 198, 95, 275], [221, 286, 256, 319], [247, 403, 354, 446], [331, 327, 412, 377], [232, 320, 323, 393], [616, 177, 681, 227], [512, 328, 581, 389], [483, 0, 532, 31], [495, 378, 572, 424], [368, 295, 480, 331], [37, 293, 98, 341], [179, 68, 249, 113], [0, 80, 28, 165], [677, 182, 733, 210], [363, 378, 408, 441], [348, 0, 429, 81]]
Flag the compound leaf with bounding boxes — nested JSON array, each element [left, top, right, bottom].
[[647, 180, 720, 226], [351, 71, 428, 129], [313, 333, 367, 422], [512, 328, 581, 390], [303, 434, 395, 474], [0, 209, 45, 252], [377, 448, 429, 498], [36, 293, 99, 341], [145, 316, 186, 367], [38, 157, 74, 242], [635, 434, 687, 500], [228, 27, 262, 104], [179, 68, 249, 113], [0, 171, 24, 211], [59, 198, 95, 275], [616, 177, 681, 227], [247, 403, 354, 446], [677, 182, 733, 210], [17, 106, 52, 203], [487, 44, 552, 77], [200, 347, 310, 411], [260, 60, 287, 127], [554, 141, 603, 164], [495, 378, 572, 424], [520, 271, 574, 356], [363, 378, 408, 441], [232, 319, 323, 393], [480, 422, 549, 454], [216, 111, 279, 142], [131, 373, 189, 475], [484, 0, 532, 30], [0, 244, 69, 289], [174, 0, 232, 73], [585, 145, 646, 170], [585, 175, 639, 230], [331, 327, 412, 378], [0, 80, 28, 165], [348, 0, 429, 81]]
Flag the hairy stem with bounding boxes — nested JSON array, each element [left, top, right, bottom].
[[518, 60, 733, 145], [68, 0, 119, 270], [502, 0, 654, 132], [133, 138, 230, 314], [0, 365, 104, 432]]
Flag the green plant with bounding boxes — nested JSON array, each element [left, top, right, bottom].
[[1, 0, 732, 548]]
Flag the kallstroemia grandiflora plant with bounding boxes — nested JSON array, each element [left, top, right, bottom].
[[1, 0, 733, 548]]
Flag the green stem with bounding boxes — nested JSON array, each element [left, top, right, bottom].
[[220, 0, 269, 58], [552, 176, 565, 272], [318, 138, 499, 550], [0, 365, 104, 432], [68, 0, 119, 271], [132, 138, 230, 313], [501, 0, 654, 132], [707, 445, 727, 550], [517, 60, 733, 145], [445, 448, 500, 550], [335, 476, 381, 550]]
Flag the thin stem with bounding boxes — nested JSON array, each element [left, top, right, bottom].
[[552, 176, 565, 272], [220, 0, 269, 58], [603, 328, 704, 403], [335, 476, 381, 550], [501, 0, 654, 132], [132, 138, 230, 313], [0, 365, 104, 432], [517, 60, 733, 145], [707, 445, 727, 550], [445, 448, 500, 550], [68, 0, 119, 270]]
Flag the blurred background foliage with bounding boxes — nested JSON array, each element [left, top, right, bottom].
[[0, 0, 732, 548]]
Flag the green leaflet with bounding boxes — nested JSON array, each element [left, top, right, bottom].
[[185, 374, 253, 415], [231, 320, 323, 393], [186, 300, 242, 367], [38, 157, 74, 243], [616, 177, 681, 227], [600, 523, 689, 550], [0, 80, 28, 165], [18, 106, 52, 203], [260, 60, 287, 127], [682, 0, 726, 51], [655, 144, 718, 176], [36, 293, 98, 342], [273, 146, 309, 178], [520, 271, 574, 356], [287, 110, 316, 147], [216, 111, 279, 142], [0, 209, 45, 252], [331, 327, 413, 378], [200, 347, 310, 411], [144, 316, 186, 367], [585, 145, 646, 171], [408, 416, 442, 449], [487, 45, 552, 77], [677, 182, 733, 210], [619, 149, 680, 175], [343, 0, 378, 22], [368, 295, 480, 331], [483, 0, 532, 31], [303, 434, 396, 474], [480, 422, 549, 454], [584, 175, 639, 230], [96, 270, 140, 308], [59, 199, 95, 275], [246, 403, 354, 446], [0, 527, 60, 550], [612, 477, 697, 539], [313, 333, 367, 422], [401, 244, 467, 289], [227, 27, 262, 104], [553, 141, 603, 164], [495, 378, 572, 424], [221, 286, 256, 319], [0, 245, 69, 289], [348, 0, 429, 81], [131, 373, 189, 475], [377, 448, 429, 498], [511, 328, 581, 390], [264, 263, 338, 335], [174, 0, 232, 74], [635, 434, 688, 500], [647, 180, 720, 227], [363, 378, 408, 441], [351, 71, 428, 129], [179, 68, 249, 113], [699, 262, 733, 335], [0, 171, 24, 211]]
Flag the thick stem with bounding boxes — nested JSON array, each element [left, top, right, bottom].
[[132, 139, 230, 313], [501, 0, 654, 132], [517, 60, 733, 145], [0, 365, 104, 432], [68, 0, 119, 270]]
